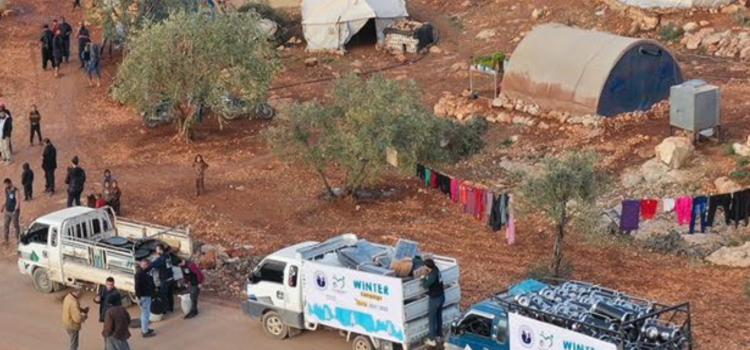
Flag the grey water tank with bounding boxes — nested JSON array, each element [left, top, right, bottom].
[[670, 79, 720, 132]]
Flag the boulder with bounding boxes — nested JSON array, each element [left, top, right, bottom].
[[682, 22, 699, 33], [733, 142, 750, 157], [715, 176, 741, 193], [686, 35, 704, 50], [450, 62, 469, 72], [304, 57, 319, 67], [654, 137, 694, 169], [429, 46, 442, 54], [476, 29, 497, 40], [706, 242, 750, 268], [531, 8, 544, 20], [496, 112, 512, 124]]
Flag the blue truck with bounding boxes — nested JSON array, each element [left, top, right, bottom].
[[444, 279, 693, 350]]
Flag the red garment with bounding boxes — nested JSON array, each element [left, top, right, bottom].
[[475, 189, 486, 221], [430, 172, 438, 189], [95, 198, 106, 208], [640, 199, 658, 220]]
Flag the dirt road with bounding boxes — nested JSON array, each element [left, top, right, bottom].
[[0, 259, 348, 350]]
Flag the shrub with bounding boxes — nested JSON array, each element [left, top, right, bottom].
[[725, 143, 737, 156], [734, 13, 750, 27], [730, 169, 750, 180], [737, 157, 749, 168], [642, 231, 714, 259], [658, 23, 684, 42], [448, 14, 465, 31]]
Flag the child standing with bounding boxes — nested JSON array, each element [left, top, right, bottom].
[[21, 163, 34, 201]]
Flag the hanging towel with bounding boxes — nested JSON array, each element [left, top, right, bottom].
[[475, 189, 486, 221], [490, 194, 508, 231], [424, 168, 431, 187], [459, 182, 469, 211], [450, 178, 459, 203], [465, 186, 477, 214], [707, 193, 731, 227], [506, 194, 516, 245], [430, 171, 438, 189], [675, 196, 693, 226], [484, 191, 494, 223], [689, 196, 709, 234], [620, 200, 641, 231], [437, 173, 451, 195], [662, 198, 676, 213], [730, 189, 750, 228], [640, 199, 658, 220]]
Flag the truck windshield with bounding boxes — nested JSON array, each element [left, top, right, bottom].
[[255, 260, 286, 284], [457, 314, 493, 339], [22, 223, 50, 245]]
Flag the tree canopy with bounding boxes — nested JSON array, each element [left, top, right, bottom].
[[520, 152, 603, 277], [113, 10, 278, 140], [87, 0, 201, 44], [266, 74, 486, 198]]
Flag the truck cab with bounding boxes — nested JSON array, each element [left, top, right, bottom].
[[445, 301, 509, 350]]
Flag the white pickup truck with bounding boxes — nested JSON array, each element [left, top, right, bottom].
[[243, 234, 462, 350], [17, 207, 193, 301]]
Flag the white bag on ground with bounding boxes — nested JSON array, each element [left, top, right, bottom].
[[179, 293, 192, 315]]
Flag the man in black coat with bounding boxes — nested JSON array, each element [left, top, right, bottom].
[[0, 109, 12, 164], [135, 260, 156, 338], [59, 17, 73, 63], [52, 29, 64, 77], [146, 244, 176, 314], [64, 155, 86, 207], [42, 138, 57, 194], [40, 24, 54, 70]]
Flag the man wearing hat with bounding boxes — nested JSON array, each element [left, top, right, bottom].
[[64, 156, 86, 207]]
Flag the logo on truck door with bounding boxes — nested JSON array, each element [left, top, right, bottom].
[[519, 325, 534, 348], [314, 271, 328, 291]]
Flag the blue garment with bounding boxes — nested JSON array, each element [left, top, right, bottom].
[[689, 196, 708, 234], [139, 296, 152, 335], [146, 254, 174, 283], [428, 294, 445, 340]]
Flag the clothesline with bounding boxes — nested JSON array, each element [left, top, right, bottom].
[[417, 164, 516, 245]]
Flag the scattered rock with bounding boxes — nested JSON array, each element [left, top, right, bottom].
[[200, 250, 218, 270], [476, 29, 497, 40], [531, 8, 544, 20], [699, 20, 711, 27], [621, 172, 644, 189], [450, 62, 469, 72], [304, 57, 319, 67], [721, 4, 742, 14], [640, 158, 672, 184], [654, 137, 694, 169], [429, 46, 442, 54], [461, 0, 471, 7], [715, 176, 741, 193], [733, 142, 750, 157], [2, 9, 16, 17], [496, 112, 512, 124], [706, 242, 750, 268], [682, 22, 699, 33]]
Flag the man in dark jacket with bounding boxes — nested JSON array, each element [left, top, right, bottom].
[[102, 293, 131, 350], [40, 24, 54, 70], [0, 108, 12, 164], [422, 259, 445, 347], [77, 22, 90, 68], [146, 244, 175, 314], [52, 29, 64, 77], [21, 163, 34, 201], [59, 17, 73, 63], [2, 178, 21, 245], [42, 138, 57, 194], [95, 277, 121, 324], [135, 259, 156, 338], [64, 156, 86, 207]]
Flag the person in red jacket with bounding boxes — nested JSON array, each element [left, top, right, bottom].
[[179, 259, 203, 319]]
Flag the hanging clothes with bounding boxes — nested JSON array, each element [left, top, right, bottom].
[[620, 200, 641, 231], [416, 164, 425, 182], [465, 186, 477, 214], [424, 168, 431, 187], [437, 173, 451, 196], [475, 189, 486, 221], [450, 178, 459, 203], [506, 194, 516, 245], [490, 194, 508, 231], [430, 171, 438, 189], [707, 193, 731, 227], [662, 198, 676, 213], [484, 191, 494, 223], [689, 196, 709, 234], [640, 199, 658, 220], [730, 189, 750, 228], [675, 196, 694, 226], [459, 182, 469, 212]]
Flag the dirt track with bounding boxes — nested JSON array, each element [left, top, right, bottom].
[[0, 259, 349, 350]]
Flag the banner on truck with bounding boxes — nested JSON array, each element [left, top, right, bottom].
[[303, 262, 405, 343], [508, 313, 617, 350]]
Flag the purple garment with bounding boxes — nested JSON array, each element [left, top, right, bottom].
[[484, 191, 494, 222], [620, 200, 641, 231], [466, 188, 476, 214]]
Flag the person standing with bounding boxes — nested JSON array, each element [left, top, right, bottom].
[[42, 138, 57, 194], [2, 179, 20, 245], [146, 244, 175, 314], [179, 259, 203, 319], [135, 259, 156, 338], [95, 277, 121, 324], [73, 0, 82, 9], [52, 29, 64, 78], [40, 24, 54, 70], [65, 156, 86, 207], [86, 42, 102, 87], [103, 169, 115, 184], [21, 163, 34, 201], [193, 155, 209, 196], [108, 180, 122, 215], [102, 293, 132, 350], [77, 23, 90, 68], [422, 259, 445, 347], [29, 105, 42, 145], [60, 17, 73, 63], [0, 106, 11, 164], [62, 289, 89, 350]]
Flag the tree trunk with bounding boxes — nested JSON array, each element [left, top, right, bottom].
[[296, 128, 335, 198], [552, 205, 567, 277]]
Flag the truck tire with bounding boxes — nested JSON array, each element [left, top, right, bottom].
[[32, 268, 55, 293], [352, 335, 374, 350], [262, 311, 289, 340]]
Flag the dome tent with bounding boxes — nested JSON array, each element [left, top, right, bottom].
[[301, 0, 408, 51], [501, 24, 683, 117]]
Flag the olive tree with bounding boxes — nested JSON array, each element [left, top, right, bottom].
[[266, 74, 486, 198], [113, 11, 278, 140], [87, 0, 199, 44], [519, 152, 603, 277]]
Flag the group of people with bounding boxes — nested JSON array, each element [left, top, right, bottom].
[[62, 245, 204, 350], [40, 18, 101, 86], [86, 169, 123, 215]]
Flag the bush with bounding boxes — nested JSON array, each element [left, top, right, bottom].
[[730, 169, 750, 180], [237, 1, 290, 27], [734, 13, 750, 27], [438, 118, 487, 161], [725, 143, 737, 156], [737, 157, 749, 168], [527, 259, 574, 280], [448, 14, 465, 31], [658, 23, 684, 42], [642, 231, 714, 259]]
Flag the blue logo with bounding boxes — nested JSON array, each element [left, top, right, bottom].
[[314, 271, 327, 291], [519, 325, 534, 348]]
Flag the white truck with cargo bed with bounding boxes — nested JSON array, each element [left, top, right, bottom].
[[243, 234, 462, 350], [17, 207, 193, 300]]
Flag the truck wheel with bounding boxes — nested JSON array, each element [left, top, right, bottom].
[[352, 335, 374, 350], [262, 311, 289, 340], [32, 268, 54, 293]]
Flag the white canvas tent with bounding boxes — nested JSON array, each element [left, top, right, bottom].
[[616, 0, 735, 8], [301, 0, 409, 51]]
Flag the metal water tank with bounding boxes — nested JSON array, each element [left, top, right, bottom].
[[669, 79, 720, 134]]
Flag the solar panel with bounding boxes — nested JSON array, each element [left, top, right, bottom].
[[394, 239, 419, 260]]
